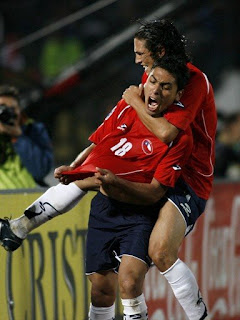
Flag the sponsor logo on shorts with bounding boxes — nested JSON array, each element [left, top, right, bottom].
[[180, 202, 191, 217]]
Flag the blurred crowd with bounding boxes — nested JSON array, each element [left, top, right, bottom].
[[215, 112, 240, 180], [0, 0, 239, 186]]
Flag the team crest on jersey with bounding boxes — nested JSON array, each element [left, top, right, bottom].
[[142, 139, 153, 155], [117, 123, 128, 131]]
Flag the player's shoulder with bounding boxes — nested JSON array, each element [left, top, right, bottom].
[[187, 63, 205, 80], [104, 99, 130, 121], [115, 99, 133, 118], [117, 98, 129, 109], [187, 62, 211, 93]]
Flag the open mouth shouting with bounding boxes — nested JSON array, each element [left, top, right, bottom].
[[147, 96, 160, 112]]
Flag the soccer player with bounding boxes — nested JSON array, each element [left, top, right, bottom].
[[71, 57, 194, 320], [67, 20, 215, 319], [0, 19, 215, 320], [119, 20, 216, 320], [0, 58, 193, 320]]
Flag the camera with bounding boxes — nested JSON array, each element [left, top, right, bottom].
[[0, 104, 17, 125]]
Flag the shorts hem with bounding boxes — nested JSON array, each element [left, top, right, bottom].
[[120, 253, 150, 268], [85, 267, 116, 276], [166, 197, 188, 232]]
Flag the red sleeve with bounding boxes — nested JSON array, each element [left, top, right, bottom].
[[164, 64, 208, 130], [89, 99, 128, 144], [141, 72, 148, 84], [154, 128, 193, 187]]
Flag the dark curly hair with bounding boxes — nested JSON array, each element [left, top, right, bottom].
[[135, 19, 190, 63], [152, 56, 190, 91], [0, 85, 20, 105]]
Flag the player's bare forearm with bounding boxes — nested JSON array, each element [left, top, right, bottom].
[[74, 176, 100, 192], [95, 168, 167, 205], [70, 143, 96, 168], [134, 105, 178, 144], [122, 85, 179, 144]]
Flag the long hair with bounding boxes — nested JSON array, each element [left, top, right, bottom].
[[135, 19, 191, 63]]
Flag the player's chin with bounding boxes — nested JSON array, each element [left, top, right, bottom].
[[145, 67, 152, 75], [146, 106, 160, 116]]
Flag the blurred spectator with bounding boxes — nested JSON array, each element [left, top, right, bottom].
[[39, 31, 85, 84], [0, 85, 53, 189], [215, 69, 240, 115], [215, 112, 240, 180]]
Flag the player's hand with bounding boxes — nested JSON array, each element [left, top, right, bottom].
[[54, 165, 74, 184], [75, 176, 101, 191], [54, 165, 72, 178], [94, 167, 117, 186], [122, 84, 144, 108], [94, 167, 118, 196]]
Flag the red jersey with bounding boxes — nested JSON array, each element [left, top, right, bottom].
[[142, 63, 217, 199], [66, 99, 193, 187]]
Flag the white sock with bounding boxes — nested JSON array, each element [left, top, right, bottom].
[[88, 303, 115, 320], [10, 183, 86, 239], [122, 293, 148, 320], [162, 259, 207, 320]]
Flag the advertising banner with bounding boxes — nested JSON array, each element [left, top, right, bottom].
[[0, 183, 239, 320], [145, 182, 240, 320]]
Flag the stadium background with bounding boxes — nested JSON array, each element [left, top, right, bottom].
[[0, 0, 240, 319]]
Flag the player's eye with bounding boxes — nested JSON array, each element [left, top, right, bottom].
[[161, 84, 171, 90], [149, 76, 156, 84]]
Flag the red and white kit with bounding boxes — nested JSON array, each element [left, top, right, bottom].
[[66, 99, 192, 187], [142, 62, 217, 199]]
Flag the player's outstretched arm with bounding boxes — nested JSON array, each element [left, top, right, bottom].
[[95, 167, 167, 205], [54, 143, 96, 184], [123, 85, 179, 144], [70, 143, 96, 168]]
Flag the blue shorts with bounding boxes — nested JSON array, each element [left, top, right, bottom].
[[85, 192, 160, 274], [166, 179, 207, 236]]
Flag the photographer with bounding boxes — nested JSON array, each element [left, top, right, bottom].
[[0, 85, 53, 189]]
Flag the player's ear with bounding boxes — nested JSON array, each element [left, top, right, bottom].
[[155, 46, 165, 58], [175, 89, 184, 101]]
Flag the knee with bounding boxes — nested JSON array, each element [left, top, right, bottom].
[[119, 275, 140, 297], [91, 285, 116, 307], [149, 241, 177, 272]]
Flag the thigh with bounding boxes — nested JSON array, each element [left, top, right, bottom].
[[149, 200, 186, 255], [88, 271, 118, 291], [166, 179, 207, 235], [149, 179, 207, 255]]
